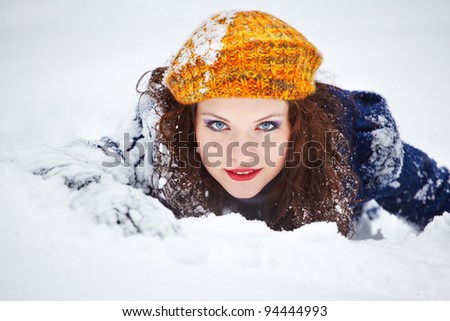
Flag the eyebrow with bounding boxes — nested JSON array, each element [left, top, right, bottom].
[[200, 112, 230, 123], [255, 113, 286, 123], [200, 112, 285, 123]]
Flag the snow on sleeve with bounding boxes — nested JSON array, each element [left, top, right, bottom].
[[351, 91, 405, 191], [12, 125, 180, 238], [414, 178, 436, 203], [363, 113, 404, 187]]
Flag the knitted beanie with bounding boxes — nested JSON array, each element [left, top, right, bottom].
[[164, 10, 322, 105]]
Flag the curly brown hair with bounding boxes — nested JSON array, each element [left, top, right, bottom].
[[138, 67, 359, 235]]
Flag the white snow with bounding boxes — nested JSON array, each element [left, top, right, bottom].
[[1, 0, 450, 300], [364, 114, 404, 186], [158, 177, 167, 189], [389, 180, 401, 188], [192, 11, 236, 65], [169, 10, 236, 74], [1, 155, 450, 300], [414, 179, 435, 203]]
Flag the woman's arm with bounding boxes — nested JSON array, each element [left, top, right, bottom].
[[340, 89, 450, 229], [16, 103, 179, 237], [374, 143, 450, 229]]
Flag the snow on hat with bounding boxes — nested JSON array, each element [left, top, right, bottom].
[[164, 10, 322, 105]]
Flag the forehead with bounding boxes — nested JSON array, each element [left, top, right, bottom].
[[197, 97, 288, 114]]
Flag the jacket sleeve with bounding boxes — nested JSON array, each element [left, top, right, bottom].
[[16, 105, 179, 237], [374, 143, 450, 229], [348, 90, 450, 229]]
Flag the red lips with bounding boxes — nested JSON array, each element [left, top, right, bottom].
[[225, 168, 262, 181]]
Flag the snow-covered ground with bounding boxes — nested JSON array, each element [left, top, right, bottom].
[[1, 0, 450, 300]]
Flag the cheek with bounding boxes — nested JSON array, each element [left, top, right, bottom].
[[267, 140, 289, 168], [195, 128, 225, 163], [268, 129, 291, 157], [195, 126, 209, 147]]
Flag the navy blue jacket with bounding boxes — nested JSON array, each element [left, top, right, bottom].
[[338, 88, 450, 228]]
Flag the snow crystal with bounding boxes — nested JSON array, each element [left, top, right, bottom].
[[389, 180, 401, 188], [204, 71, 211, 82], [414, 179, 435, 203], [158, 177, 167, 189], [159, 143, 168, 154], [171, 11, 236, 73], [364, 114, 404, 186], [199, 71, 211, 94], [369, 114, 389, 126], [173, 46, 192, 73]]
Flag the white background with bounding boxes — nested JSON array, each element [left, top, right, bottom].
[[1, 0, 449, 163]]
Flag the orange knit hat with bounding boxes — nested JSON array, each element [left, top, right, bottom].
[[164, 10, 322, 105]]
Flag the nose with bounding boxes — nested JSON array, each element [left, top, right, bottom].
[[226, 133, 260, 168]]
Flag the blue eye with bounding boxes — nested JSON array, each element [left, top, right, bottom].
[[206, 120, 229, 131], [258, 121, 279, 132]]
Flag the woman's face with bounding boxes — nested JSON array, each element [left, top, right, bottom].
[[195, 98, 291, 199]]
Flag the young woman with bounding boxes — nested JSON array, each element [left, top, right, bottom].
[[28, 10, 450, 236]]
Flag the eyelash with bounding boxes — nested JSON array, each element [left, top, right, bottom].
[[205, 120, 228, 131], [258, 121, 280, 131], [205, 120, 280, 132]]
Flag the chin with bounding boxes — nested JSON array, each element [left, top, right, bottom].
[[226, 187, 261, 199]]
